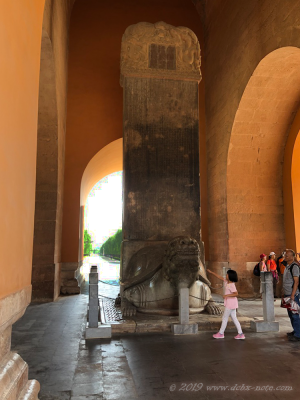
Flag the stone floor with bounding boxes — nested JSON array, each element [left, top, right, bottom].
[[11, 284, 300, 400]]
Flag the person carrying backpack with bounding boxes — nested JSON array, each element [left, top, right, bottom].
[[282, 249, 300, 342], [277, 251, 287, 274], [276, 251, 287, 297]]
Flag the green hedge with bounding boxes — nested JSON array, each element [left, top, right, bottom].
[[100, 229, 122, 257]]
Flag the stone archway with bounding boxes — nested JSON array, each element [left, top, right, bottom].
[[226, 47, 300, 294], [31, 29, 60, 301]]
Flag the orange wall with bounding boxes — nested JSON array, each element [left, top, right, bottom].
[[227, 48, 300, 264], [0, 0, 45, 299], [202, 0, 300, 269], [62, 0, 206, 262], [284, 104, 300, 253], [284, 107, 300, 251], [292, 132, 300, 252], [80, 139, 123, 206]]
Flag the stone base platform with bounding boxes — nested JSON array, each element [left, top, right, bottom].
[[101, 299, 252, 334], [171, 323, 198, 335], [250, 317, 279, 332], [85, 322, 112, 339]]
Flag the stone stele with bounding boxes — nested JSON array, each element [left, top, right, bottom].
[[120, 23, 216, 317]]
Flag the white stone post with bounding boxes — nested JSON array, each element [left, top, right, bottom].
[[86, 265, 111, 339], [251, 271, 279, 332], [88, 265, 99, 328], [172, 288, 198, 335], [179, 288, 190, 324]]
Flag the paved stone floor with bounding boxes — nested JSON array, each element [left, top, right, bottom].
[[11, 285, 300, 400]]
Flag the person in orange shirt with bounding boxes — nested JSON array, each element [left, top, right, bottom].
[[267, 252, 279, 298]]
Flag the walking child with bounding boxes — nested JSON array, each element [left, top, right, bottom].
[[206, 269, 245, 340]]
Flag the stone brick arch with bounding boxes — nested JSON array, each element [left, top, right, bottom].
[[226, 47, 300, 292], [31, 29, 60, 301]]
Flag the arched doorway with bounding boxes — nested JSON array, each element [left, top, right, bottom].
[[78, 138, 123, 275], [227, 47, 300, 294]]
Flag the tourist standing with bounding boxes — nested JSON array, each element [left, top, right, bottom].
[[267, 252, 279, 297], [207, 269, 245, 340], [276, 251, 286, 297], [282, 249, 300, 342]]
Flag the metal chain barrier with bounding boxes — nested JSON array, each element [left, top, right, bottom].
[[98, 279, 119, 286]]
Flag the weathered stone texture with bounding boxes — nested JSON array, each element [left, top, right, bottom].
[[123, 77, 200, 242], [32, 1, 74, 301], [60, 262, 80, 295]]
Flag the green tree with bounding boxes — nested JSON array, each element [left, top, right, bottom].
[[84, 229, 93, 256], [100, 229, 122, 258]]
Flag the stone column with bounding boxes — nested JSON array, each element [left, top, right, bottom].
[[61, 205, 84, 294], [120, 21, 202, 282], [251, 272, 279, 332], [172, 288, 198, 334], [88, 266, 99, 328], [86, 266, 111, 339], [31, 31, 60, 302], [78, 205, 84, 267], [74, 205, 85, 288]]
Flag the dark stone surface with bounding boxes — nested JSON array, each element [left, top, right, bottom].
[[123, 77, 200, 243], [120, 240, 167, 284], [149, 44, 176, 70], [122, 76, 201, 283]]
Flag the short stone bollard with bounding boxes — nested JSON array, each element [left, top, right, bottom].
[[86, 265, 111, 339], [250, 271, 279, 332], [88, 265, 99, 328], [171, 288, 198, 335]]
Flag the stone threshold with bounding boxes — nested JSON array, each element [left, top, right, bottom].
[[110, 315, 252, 334]]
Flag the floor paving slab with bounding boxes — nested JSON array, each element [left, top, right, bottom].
[[11, 286, 300, 400]]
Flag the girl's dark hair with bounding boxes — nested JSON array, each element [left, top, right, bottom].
[[227, 269, 238, 283]]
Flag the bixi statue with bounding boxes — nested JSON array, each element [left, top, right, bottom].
[[119, 236, 222, 317]]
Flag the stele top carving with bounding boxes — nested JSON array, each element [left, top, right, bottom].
[[120, 21, 201, 86]]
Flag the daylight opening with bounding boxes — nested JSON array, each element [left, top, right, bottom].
[[83, 171, 122, 285]]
